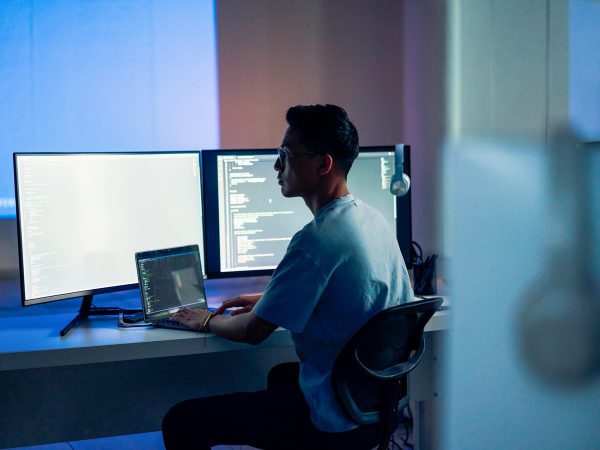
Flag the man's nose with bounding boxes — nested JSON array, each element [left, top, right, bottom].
[[274, 156, 282, 171]]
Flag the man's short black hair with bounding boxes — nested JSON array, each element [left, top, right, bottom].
[[286, 104, 359, 177]]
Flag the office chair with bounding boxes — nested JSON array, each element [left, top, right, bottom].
[[333, 297, 443, 450]]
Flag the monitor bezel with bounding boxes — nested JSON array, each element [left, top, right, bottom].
[[13, 151, 204, 307], [201, 145, 412, 279]]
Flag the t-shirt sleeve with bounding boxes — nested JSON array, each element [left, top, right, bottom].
[[253, 248, 328, 333]]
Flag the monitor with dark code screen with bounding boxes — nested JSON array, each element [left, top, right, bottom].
[[14, 152, 205, 306], [136, 245, 207, 321], [202, 146, 412, 277]]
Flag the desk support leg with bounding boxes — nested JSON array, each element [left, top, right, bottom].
[[412, 399, 444, 450]]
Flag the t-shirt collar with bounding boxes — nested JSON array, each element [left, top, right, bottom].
[[315, 194, 354, 219]]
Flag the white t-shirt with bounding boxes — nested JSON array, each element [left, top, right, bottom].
[[254, 194, 414, 432]]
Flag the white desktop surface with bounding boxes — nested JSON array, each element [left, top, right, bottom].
[[0, 311, 448, 372], [0, 313, 295, 371], [0, 276, 272, 369], [0, 277, 449, 372]]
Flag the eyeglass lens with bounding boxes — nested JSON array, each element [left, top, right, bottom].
[[277, 147, 287, 169]]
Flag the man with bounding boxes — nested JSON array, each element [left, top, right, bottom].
[[162, 104, 413, 449]]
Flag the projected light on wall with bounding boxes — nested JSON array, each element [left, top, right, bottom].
[[0, 0, 219, 218]]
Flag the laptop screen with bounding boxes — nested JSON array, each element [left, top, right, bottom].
[[135, 245, 207, 321]]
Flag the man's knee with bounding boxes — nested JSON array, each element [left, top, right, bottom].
[[267, 362, 300, 389], [162, 400, 197, 449], [162, 402, 180, 433]]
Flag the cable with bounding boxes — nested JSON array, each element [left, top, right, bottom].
[[401, 403, 414, 449], [387, 404, 415, 450], [90, 304, 143, 315], [117, 310, 150, 328], [411, 241, 423, 266]]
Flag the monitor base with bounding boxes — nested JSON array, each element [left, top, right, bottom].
[[60, 295, 140, 336]]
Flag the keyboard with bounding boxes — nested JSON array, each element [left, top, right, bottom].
[[152, 318, 198, 332]]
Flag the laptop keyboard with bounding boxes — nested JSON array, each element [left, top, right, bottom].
[[153, 318, 198, 331]]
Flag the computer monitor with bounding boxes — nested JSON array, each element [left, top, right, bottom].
[[202, 146, 412, 278], [13, 152, 206, 308]]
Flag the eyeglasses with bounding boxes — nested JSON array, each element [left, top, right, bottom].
[[276, 146, 318, 170]]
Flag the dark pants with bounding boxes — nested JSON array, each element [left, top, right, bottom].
[[162, 362, 380, 450]]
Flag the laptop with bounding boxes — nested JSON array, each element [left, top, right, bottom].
[[135, 244, 208, 331]]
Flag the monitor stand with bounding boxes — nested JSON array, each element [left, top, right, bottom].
[[60, 295, 139, 336]]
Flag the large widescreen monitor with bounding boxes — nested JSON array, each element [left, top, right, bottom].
[[14, 152, 205, 307], [202, 146, 412, 278]]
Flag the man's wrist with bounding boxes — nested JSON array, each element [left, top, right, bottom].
[[201, 313, 215, 332]]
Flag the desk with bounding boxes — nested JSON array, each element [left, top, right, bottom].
[[0, 278, 449, 449]]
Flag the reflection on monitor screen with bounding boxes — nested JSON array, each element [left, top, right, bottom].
[[203, 147, 412, 277], [14, 152, 205, 306], [137, 248, 206, 318]]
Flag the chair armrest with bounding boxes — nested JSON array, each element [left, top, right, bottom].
[[354, 337, 426, 380]]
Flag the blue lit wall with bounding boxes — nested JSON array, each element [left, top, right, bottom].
[[570, 0, 600, 140], [0, 0, 219, 218]]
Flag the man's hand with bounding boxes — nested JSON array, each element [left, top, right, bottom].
[[171, 293, 275, 344], [215, 293, 262, 316], [171, 307, 211, 330]]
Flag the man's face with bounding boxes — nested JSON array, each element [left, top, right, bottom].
[[274, 127, 321, 198]]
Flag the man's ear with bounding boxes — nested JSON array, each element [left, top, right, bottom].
[[318, 154, 334, 176]]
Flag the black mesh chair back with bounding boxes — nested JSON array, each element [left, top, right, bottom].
[[333, 297, 443, 450]]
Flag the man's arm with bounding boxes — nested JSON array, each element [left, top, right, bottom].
[[208, 311, 277, 345], [171, 295, 278, 345]]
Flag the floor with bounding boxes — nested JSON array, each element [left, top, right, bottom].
[[7, 432, 251, 450], [8, 423, 413, 450]]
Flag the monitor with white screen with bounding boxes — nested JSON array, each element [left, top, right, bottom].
[[202, 146, 412, 277], [14, 152, 205, 307]]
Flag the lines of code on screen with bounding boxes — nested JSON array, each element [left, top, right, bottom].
[[217, 154, 312, 272], [216, 151, 397, 272]]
